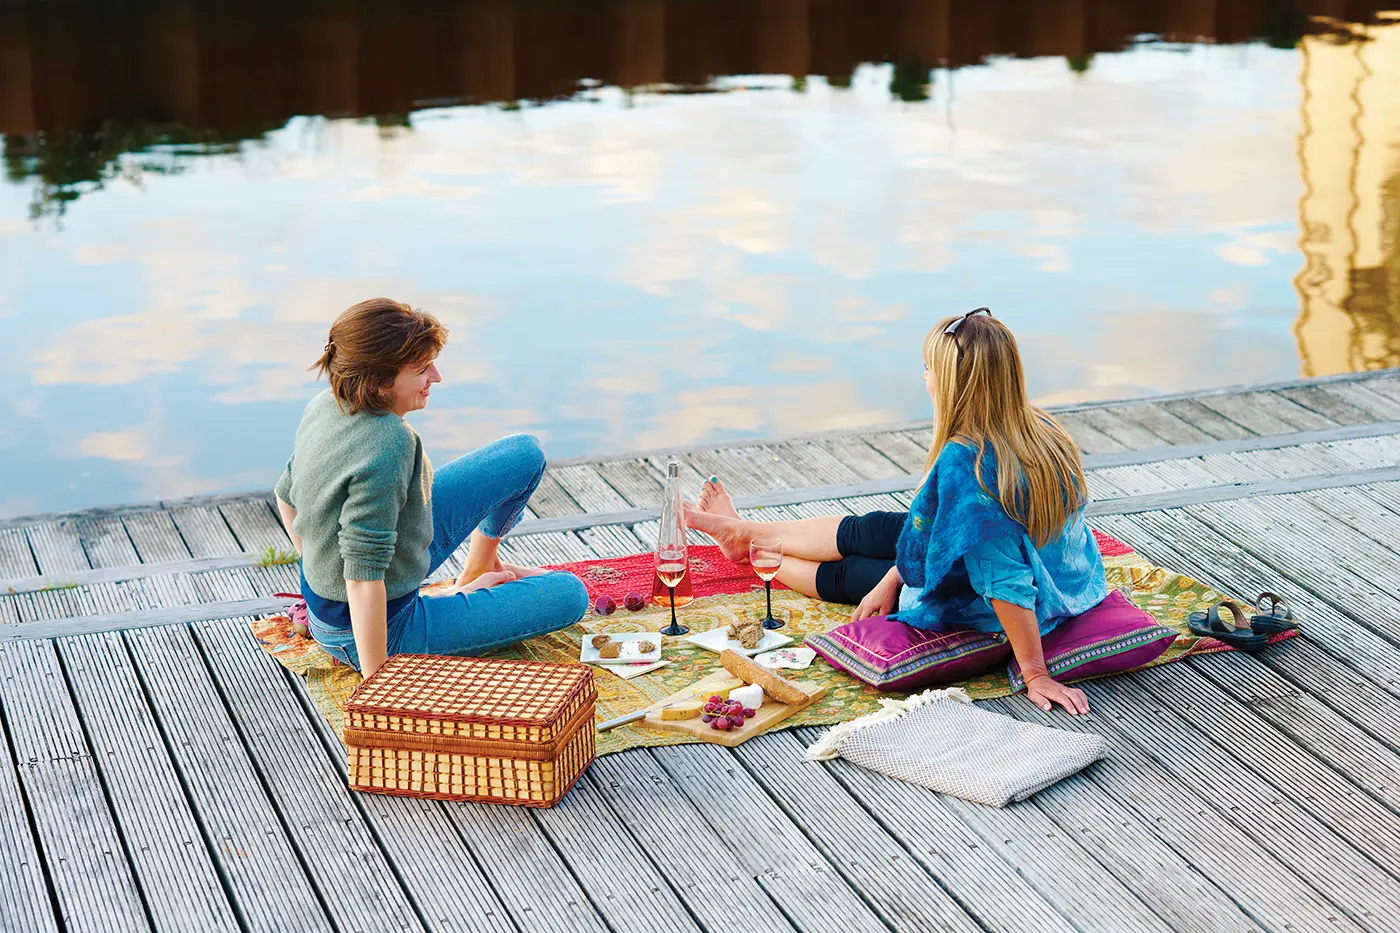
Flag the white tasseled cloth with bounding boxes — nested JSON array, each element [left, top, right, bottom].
[[805, 688, 1108, 808]]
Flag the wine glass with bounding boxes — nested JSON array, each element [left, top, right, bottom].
[[751, 537, 783, 630], [655, 545, 689, 636]]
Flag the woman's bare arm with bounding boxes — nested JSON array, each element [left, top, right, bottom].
[[275, 495, 304, 557], [992, 598, 1090, 715], [345, 579, 388, 677]]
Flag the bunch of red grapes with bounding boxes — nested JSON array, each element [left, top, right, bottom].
[[701, 695, 756, 731]]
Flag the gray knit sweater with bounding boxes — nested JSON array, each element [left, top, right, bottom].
[[275, 390, 434, 601]]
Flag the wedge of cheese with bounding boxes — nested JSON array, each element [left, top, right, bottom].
[[698, 676, 746, 700], [729, 683, 763, 710], [660, 700, 705, 720]]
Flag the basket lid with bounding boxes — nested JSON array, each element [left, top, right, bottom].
[[347, 655, 594, 726]]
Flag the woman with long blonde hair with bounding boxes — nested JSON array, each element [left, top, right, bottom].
[[684, 308, 1106, 715]]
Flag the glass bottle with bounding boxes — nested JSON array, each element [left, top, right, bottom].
[[652, 460, 694, 608]]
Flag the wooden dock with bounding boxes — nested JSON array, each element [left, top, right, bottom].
[[4, 368, 1400, 933]]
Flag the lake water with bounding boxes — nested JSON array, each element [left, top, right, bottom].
[[3, 1, 1399, 518]]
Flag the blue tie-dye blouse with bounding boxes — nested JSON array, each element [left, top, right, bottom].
[[891, 439, 1107, 635]]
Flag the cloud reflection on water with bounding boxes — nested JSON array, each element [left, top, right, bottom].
[[0, 41, 1362, 515]]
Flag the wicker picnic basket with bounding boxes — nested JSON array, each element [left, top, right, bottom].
[[343, 654, 596, 807]]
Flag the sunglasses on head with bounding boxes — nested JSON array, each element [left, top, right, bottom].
[[944, 307, 992, 336]]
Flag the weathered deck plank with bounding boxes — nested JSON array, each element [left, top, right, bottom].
[[218, 499, 291, 554], [1188, 649, 1400, 797], [522, 473, 585, 519], [549, 465, 633, 514], [733, 730, 985, 933], [0, 639, 150, 933], [121, 512, 193, 564], [590, 459, 664, 507], [1194, 392, 1336, 434], [444, 801, 614, 933], [0, 685, 58, 933], [282, 668, 523, 933], [77, 516, 141, 569], [26, 520, 90, 576], [1132, 664, 1400, 875], [587, 751, 801, 933], [1095, 509, 1400, 697], [167, 508, 241, 560], [193, 619, 427, 933], [653, 742, 899, 933], [861, 430, 931, 472], [1159, 398, 1256, 440], [983, 696, 1370, 933], [1279, 384, 1380, 425], [60, 630, 241, 933], [529, 777, 709, 933], [1084, 677, 1400, 928], [123, 622, 335, 933]]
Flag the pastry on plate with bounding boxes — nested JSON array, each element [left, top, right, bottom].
[[726, 618, 763, 649]]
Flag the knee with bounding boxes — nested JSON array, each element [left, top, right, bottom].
[[545, 572, 590, 625], [504, 433, 546, 475]]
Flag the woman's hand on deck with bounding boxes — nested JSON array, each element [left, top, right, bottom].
[[1025, 674, 1091, 716]]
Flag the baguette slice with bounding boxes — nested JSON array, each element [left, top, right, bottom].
[[719, 649, 809, 706]]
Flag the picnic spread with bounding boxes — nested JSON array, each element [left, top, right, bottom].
[[253, 533, 1297, 808]]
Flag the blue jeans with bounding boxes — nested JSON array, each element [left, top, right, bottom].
[[308, 434, 589, 670]]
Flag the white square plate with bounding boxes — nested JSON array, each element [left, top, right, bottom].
[[683, 626, 794, 657], [580, 632, 663, 664]]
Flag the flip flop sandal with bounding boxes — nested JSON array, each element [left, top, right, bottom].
[[1250, 591, 1298, 636], [1188, 600, 1270, 652], [274, 592, 311, 638]]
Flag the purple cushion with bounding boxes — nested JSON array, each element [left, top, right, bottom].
[[1008, 589, 1179, 691], [807, 616, 1012, 692]]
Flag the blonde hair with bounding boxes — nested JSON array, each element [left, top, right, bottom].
[[922, 311, 1086, 547]]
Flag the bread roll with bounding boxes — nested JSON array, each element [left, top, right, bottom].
[[719, 649, 808, 706]]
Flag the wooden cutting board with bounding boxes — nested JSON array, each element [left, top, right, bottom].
[[635, 669, 828, 747]]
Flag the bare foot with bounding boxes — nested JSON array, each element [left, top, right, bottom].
[[501, 561, 549, 579], [683, 500, 751, 563], [456, 556, 504, 587], [697, 476, 741, 520], [458, 558, 550, 587]]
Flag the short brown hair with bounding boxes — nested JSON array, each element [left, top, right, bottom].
[[313, 298, 448, 414]]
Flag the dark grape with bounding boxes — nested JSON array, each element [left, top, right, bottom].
[[715, 717, 731, 731], [593, 595, 617, 615], [701, 714, 714, 723], [624, 592, 646, 611], [742, 707, 756, 718]]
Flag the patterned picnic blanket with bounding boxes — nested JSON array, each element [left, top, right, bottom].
[[251, 532, 1291, 756]]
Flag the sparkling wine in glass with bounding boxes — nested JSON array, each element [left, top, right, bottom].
[[751, 536, 784, 630], [656, 547, 689, 636]]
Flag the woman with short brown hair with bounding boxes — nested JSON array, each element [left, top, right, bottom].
[[275, 297, 588, 677]]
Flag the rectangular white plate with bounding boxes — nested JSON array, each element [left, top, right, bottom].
[[580, 631, 663, 664], [683, 626, 794, 657], [598, 659, 671, 680]]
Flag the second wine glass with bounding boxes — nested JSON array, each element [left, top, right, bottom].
[[656, 545, 689, 636], [750, 536, 784, 630]]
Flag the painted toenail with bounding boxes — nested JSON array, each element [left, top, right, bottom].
[[709, 475, 718, 483]]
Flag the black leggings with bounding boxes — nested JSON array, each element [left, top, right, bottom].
[[813, 511, 906, 605]]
